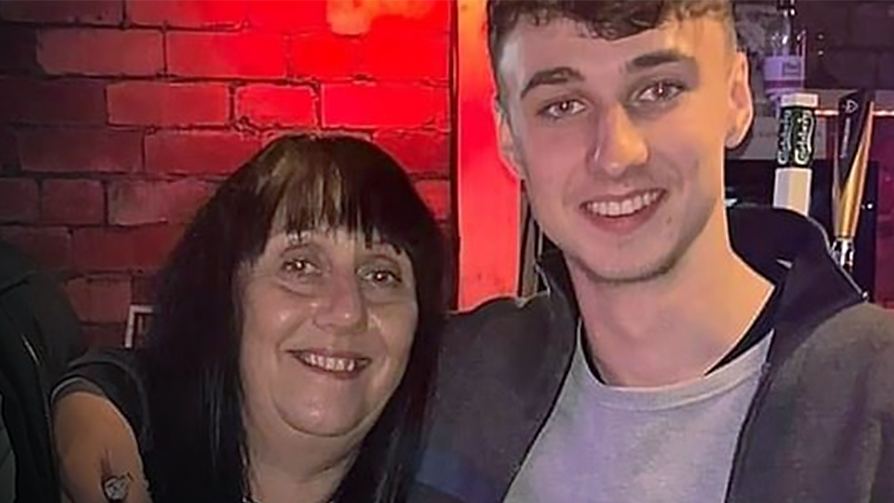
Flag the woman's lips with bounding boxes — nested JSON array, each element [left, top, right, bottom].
[[287, 349, 372, 377]]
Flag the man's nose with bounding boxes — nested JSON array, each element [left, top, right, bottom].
[[586, 104, 649, 178]]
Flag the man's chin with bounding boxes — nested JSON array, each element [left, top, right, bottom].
[[571, 252, 681, 287]]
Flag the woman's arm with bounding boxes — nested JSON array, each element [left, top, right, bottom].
[[52, 349, 152, 503]]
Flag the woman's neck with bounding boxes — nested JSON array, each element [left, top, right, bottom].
[[246, 455, 350, 503], [244, 424, 361, 503]]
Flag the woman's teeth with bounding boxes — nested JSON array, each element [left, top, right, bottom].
[[295, 352, 369, 373], [586, 190, 662, 217]]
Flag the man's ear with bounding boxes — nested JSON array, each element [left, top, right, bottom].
[[725, 51, 754, 149], [495, 99, 526, 179]]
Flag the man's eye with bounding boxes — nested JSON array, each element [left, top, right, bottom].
[[538, 99, 586, 120], [634, 81, 686, 104]]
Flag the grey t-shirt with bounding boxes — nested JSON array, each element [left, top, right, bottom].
[[504, 329, 771, 503], [0, 393, 15, 503]]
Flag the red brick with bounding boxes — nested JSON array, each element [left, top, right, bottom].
[[374, 130, 449, 176], [0, 178, 39, 223], [128, 0, 246, 28], [82, 323, 126, 347], [235, 85, 317, 128], [145, 131, 261, 175], [0, 226, 72, 270], [18, 129, 142, 174], [41, 179, 104, 225], [291, 32, 447, 82], [0, 0, 122, 25], [357, 32, 449, 82], [0, 78, 106, 125], [321, 83, 448, 129], [247, 0, 328, 32], [65, 275, 132, 323], [325, 0, 448, 36], [107, 82, 229, 127], [108, 179, 216, 226], [0, 27, 38, 74], [414, 179, 451, 220], [290, 33, 358, 80], [38, 29, 163, 76], [131, 273, 159, 304], [72, 225, 184, 272], [259, 129, 372, 148], [365, 0, 450, 36], [0, 129, 17, 167], [168, 32, 287, 79]]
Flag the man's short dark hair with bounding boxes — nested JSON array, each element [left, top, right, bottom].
[[487, 0, 735, 83]]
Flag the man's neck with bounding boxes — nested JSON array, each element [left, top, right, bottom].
[[570, 230, 774, 388]]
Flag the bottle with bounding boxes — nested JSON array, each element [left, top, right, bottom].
[[763, 0, 806, 109]]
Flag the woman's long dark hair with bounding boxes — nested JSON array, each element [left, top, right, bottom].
[[141, 134, 447, 503]]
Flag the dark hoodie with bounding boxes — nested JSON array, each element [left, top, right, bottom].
[[0, 239, 84, 503], [409, 207, 894, 503]]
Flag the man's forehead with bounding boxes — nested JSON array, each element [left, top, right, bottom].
[[499, 15, 711, 77]]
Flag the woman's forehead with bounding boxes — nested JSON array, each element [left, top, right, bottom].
[[285, 227, 385, 245], [264, 227, 405, 255]]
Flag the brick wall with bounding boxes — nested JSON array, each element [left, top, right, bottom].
[[0, 0, 453, 346]]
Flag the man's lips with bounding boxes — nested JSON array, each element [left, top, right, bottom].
[[581, 189, 665, 218], [577, 189, 667, 235]]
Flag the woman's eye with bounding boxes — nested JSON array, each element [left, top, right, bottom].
[[281, 258, 320, 276], [538, 99, 587, 121], [362, 268, 401, 287]]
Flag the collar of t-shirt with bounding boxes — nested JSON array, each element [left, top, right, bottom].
[[581, 270, 784, 383]]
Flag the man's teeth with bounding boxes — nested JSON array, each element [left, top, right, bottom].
[[297, 353, 366, 373], [587, 191, 661, 217]]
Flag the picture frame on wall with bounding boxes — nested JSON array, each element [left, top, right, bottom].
[[124, 304, 153, 348]]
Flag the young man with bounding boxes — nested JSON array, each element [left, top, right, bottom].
[[54, 1, 894, 502]]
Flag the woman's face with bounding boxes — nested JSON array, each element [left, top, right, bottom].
[[239, 226, 418, 444]]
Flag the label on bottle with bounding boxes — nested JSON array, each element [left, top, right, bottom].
[[763, 55, 805, 97], [777, 99, 816, 169]]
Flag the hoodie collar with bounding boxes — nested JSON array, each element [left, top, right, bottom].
[[536, 206, 864, 364]]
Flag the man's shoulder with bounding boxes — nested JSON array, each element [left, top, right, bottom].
[[808, 302, 894, 356], [433, 291, 574, 393], [442, 293, 554, 349], [789, 302, 894, 401]]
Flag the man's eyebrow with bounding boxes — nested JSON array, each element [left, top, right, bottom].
[[626, 49, 696, 73], [517, 50, 695, 99], [520, 66, 585, 100]]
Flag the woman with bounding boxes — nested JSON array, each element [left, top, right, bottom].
[[53, 134, 447, 503]]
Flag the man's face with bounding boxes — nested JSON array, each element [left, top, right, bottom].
[[496, 16, 752, 284]]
